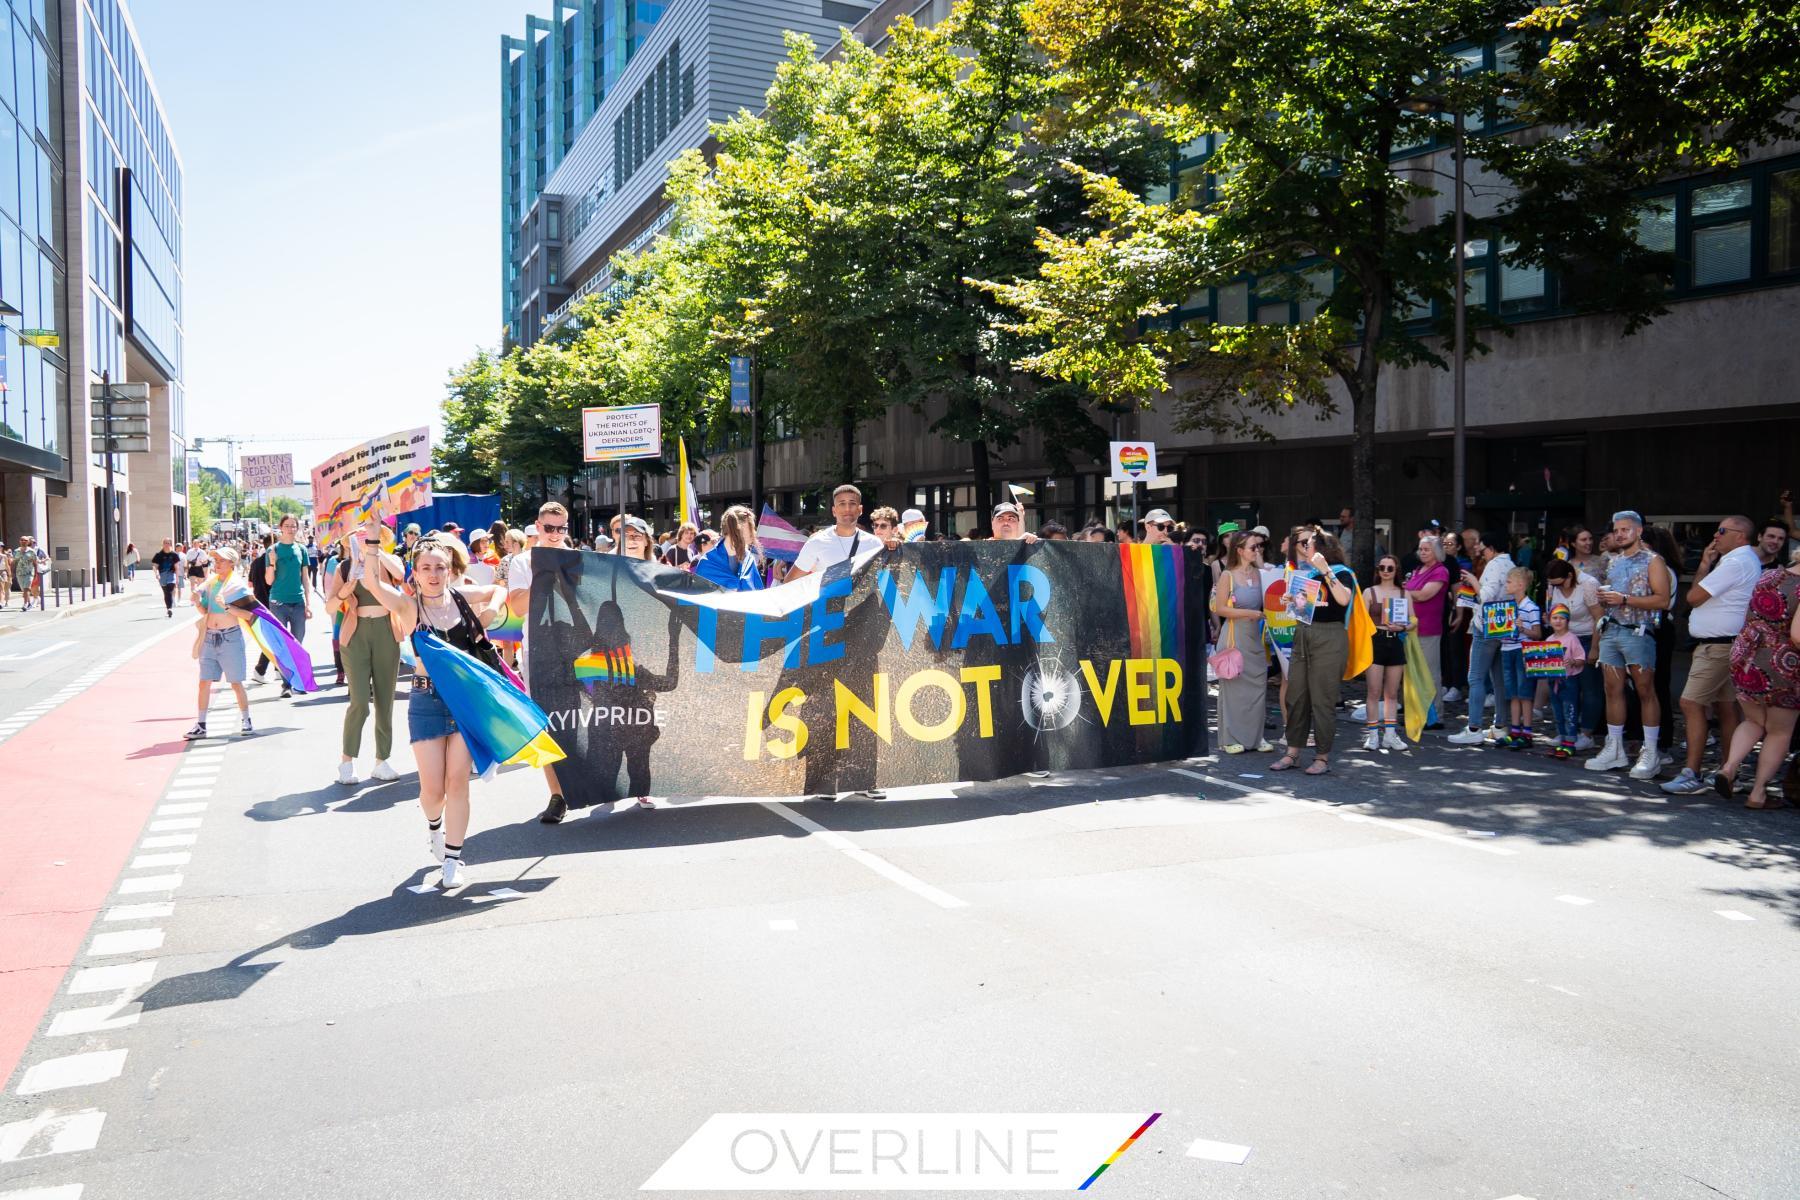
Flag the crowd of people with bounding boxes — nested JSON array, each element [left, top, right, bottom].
[[162, 483, 1800, 887]]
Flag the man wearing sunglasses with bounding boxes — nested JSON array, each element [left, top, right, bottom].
[[1663, 515, 1760, 793], [507, 501, 574, 822], [1139, 508, 1174, 545]]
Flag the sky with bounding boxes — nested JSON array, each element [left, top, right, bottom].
[[127, 0, 529, 487]]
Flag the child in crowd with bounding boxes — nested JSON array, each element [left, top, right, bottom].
[[1497, 567, 1542, 748], [1542, 603, 1588, 759]]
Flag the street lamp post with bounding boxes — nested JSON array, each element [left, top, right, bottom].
[[1403, 67, 1468, 531]]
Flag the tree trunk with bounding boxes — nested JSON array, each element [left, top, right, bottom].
[[841, 407, 856, 491], [1348, 271, 1385, 587], [970, 439, 992, 530]]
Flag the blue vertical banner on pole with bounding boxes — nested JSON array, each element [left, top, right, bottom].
[[729, 356, 752, 413]]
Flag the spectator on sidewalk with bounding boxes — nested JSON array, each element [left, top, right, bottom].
[[13, 535, 42, 611], [123, 542, 138, 581], [1585, 510, 1673, 779], [1544, 557, 1604, 747], [1663, 516, 1760, 794], [1715, 546, 1800, 809], [1542, 604, 1589, 758], [1404, 535, 1450, 728], [1448, 530, 1515, 745]]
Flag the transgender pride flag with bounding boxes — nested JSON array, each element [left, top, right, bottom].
[[755, 506, 807, 563]]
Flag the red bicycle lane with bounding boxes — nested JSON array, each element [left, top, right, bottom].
[[0, 630, 195, 1089]]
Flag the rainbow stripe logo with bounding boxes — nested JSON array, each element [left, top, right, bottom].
[[574, 646, 636, 688], [1118, 543, 1184, 660], [1115, 445, 1151, 477], [489, 606, 525, 644], [1078, 1112, 1160, 1190]]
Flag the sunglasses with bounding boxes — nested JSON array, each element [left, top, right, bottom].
[[539, 524, 567, 533], [872, 521, 894, 529], [1377, 564, 1397, 572]]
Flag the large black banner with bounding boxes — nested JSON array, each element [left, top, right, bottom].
[[525, 541, 1205, 806]]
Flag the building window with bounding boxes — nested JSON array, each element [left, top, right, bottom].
[[1770, 168, 1800, 274], [1216, 281, 1248, 324], [1498, 239, 1546, 313], [1633, 195, 1676, 253]]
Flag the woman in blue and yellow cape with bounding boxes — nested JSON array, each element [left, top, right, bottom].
[[361, 533, 564, 889]]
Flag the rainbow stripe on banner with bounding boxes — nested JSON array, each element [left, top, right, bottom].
[[1117, 543, 1184, 660], [574, 646, 636, 688], [488, 606, 524, 644], [1077, 1113, 1161, 1191]]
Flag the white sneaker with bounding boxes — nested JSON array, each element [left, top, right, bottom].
[[440, 858, 465, 889], [1351, 703, 1368, 723], [1442, 688, 1462, 703], [1629, 745, 1662, 780], [1362, 728, 1380, 751], [337, 761, 359, 787], [370, 760, 399, 783], [428, 827, 446, 863], [1585, 740, 1629, 771], [1382, 728, 1407, 751], [1574, 734, 1595, 752], [1447, 727, 1487, 746]]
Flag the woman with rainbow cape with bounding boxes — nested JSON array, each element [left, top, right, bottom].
[[1267, 527, 1373, 775], [360, 533, 563, 890]]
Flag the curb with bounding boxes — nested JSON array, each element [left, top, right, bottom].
[[0, 588, 143, 637]]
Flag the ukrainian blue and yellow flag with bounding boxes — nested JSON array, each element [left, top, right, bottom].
[[410, 628, 565, 778]]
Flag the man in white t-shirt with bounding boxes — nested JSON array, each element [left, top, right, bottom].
[[991, 501, 1041, 543], [1663, 515, 1761, 794], [788, 484, 879, 580], [508, 501, 575, 823]]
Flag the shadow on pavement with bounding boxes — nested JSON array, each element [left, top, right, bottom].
[[133, 873, 559, 1013], [247, 776, 421, 821]]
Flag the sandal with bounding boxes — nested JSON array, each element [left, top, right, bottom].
[[1304, 758, 1331, 775], [1267, 754, 1299, 772], [1745, 795, 1789, 811], [634, 796, 654, 810], [1221, 743, 1246, 755], [1712, 771, 1736, 800]]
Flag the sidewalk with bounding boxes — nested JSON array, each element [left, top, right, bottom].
[[0, 575, 159, 637]]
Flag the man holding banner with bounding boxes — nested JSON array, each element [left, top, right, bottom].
[[787, 485, 881, 582], [508, 501, 577, 824]]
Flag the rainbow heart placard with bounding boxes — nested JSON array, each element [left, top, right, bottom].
[[1108, 440, 1158, 483]]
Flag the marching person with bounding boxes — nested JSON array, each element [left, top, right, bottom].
[[695, 504, 765, 591], [152, 537, 182, 617], [334, 521, 407, 786], [1211, 531, 1272, 754], [508, 501, 577, 824], [1269, 528, 1356, 775], [259, 515, 313, 698], [186, 546, 257, 740], [360, 534, 508, 888], [786, 485, 881, 582]]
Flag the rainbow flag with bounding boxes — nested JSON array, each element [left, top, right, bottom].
[[1117, 543, 1183, 660], [755, 505, 806, 564], [488, 605, 525, 644], [238, 603, 317, 693], [902, 517, 928, 542], [410, 628, 565, 778], [574, 646, 637, 688]]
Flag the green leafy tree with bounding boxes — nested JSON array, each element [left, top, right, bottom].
[[990, 0, 1793, 577], [434, 351, 510, 494]]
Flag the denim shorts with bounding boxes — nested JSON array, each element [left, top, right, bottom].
[[1500, 647, 1534, 700], [407, 683, 458, 744], [198, 627, 247, 683], [1596, 625, 1657, 671]]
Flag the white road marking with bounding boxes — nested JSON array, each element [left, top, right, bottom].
[[117, 873, 182, 893], [0, 1108, 106, 1161], [47, 999, 141, 1036], [1185, 1138, 1252, 1164], [16, 1049, 129, 1095], [760, 801, 968, 909], [156, 803, 207, 815], [406, 883, 439, 894], [87, 929, 163, 957], [1169, 769, 1517, 856], [138, 834, 196, 849], [0, 640, 76, 661], [0, 1183, 87, 1198], [104, 902, 172, 922], [127, 853, 190, 870], [68, 962, 155, 994], [1715, 910, 1754, 922], [1556, 895, 1594, 906], [147, 818, 201, 831], [486, 887, 525, 899], [769, 919, 798, 931]]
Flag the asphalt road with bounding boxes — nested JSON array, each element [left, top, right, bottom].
[[2, 590, 1797, 1199]]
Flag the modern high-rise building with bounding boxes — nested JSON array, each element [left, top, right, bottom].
[[0, 0, 184, 580], [501, 0, 875, 347]]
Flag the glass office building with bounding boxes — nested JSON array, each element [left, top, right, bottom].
[[501, 1, 664, 341], [0, 0, 71, 542]]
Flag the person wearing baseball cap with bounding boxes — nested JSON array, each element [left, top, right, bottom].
[[1140, 508, 1174, 545], [991, 501, 1038, 542], [187, 544, 258, 740]]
